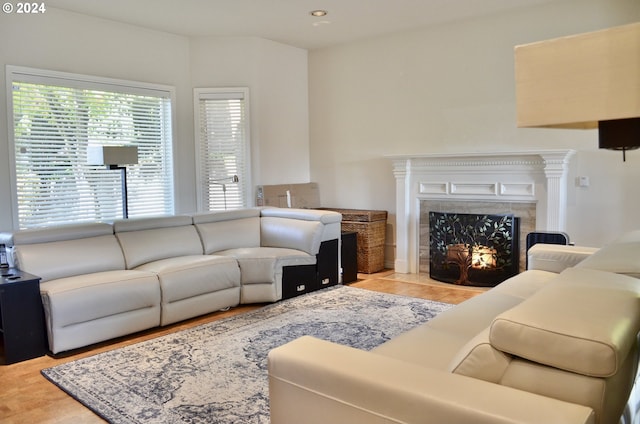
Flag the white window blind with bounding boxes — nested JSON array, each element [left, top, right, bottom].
[[8, 67, 175, 229], [195, 88, 250, 211]]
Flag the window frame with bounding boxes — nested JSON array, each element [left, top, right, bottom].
[[193, 87, 252, 212], [6, 65, 178, 229]]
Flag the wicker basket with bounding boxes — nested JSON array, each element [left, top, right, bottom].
[[322, 208, 387, 274]]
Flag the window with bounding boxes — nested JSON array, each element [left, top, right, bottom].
[[7, 66, 175, 229], [194, 88, 250, 211]]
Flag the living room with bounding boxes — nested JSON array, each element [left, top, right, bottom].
[[1, 0, 639, 255], [1, 0, 640, 423]]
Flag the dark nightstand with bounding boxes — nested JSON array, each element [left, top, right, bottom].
[[0, 269, 46, 364]]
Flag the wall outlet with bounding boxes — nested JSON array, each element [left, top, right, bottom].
[[576, 176, 590, 187]]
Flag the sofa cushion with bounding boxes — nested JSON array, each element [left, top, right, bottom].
[[490, 267, 640, 377], [40, 270, 160, 328], [216, 247, 315, 284], [113, 215, 193, 232], [375, 270, 555, 372], [449, 327, 512, 383], [372, 324, 471, 371], [40, 269, 161, 353], [425, 270, 557, 342], [114, 216, 204, 268], [193, 211, 261, 254], [136, 255, 240, 303], [2, 222, 113, 245], [499, 355, 636, 424], [489, 269, 557, 299], [193, 208, 261, 224], [13, 234, 125, 282], [576, 230, 640, 278]]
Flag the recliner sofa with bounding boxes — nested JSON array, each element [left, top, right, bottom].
[[268, 230, 640, 424], [0, 207, 341, 354]]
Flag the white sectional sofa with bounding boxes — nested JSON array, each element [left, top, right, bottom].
[[193, 208, 338, 303], [0, 207, 341, 354], [3, 222, 163, 355], [268, 230, 640, 424], [113, 215, 242, 326]]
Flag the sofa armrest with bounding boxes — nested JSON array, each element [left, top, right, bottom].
[[260, 207, 342, 241], [527, 244, 599, 273], [268, 336, 595, 424], [260, 217, 324, 255], [260, 207, 341, 224]]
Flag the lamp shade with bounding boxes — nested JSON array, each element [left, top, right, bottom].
[[87, 146, 138, 166], [515, 22, 640, 129], [599, 118, 640, 151]]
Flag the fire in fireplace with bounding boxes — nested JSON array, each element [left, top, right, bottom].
[[429, 212, 519, 286]]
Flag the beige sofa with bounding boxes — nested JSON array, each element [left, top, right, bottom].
[[0, 207, 341, 354], [268, 230, 640, 424]]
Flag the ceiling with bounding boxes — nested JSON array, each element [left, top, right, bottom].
[[46, 0, 562, 50]]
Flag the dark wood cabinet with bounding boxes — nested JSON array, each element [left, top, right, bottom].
[[282, 264, 317, 299], [282, 239, 340, 300], [341, 232, 358, 283], [0, 269, 46, 364], [316, 239, 338, 289]]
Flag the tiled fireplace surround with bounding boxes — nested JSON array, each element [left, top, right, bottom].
[[390, 150, 575, 274]]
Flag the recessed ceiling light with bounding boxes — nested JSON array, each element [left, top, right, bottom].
[[310, 10, 328, 17]]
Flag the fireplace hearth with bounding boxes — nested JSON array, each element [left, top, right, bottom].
[[429, 212, 519, 286]]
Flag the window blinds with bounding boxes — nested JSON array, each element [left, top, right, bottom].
[[9, 69, 174, 228], [196, 89, 249, 211]]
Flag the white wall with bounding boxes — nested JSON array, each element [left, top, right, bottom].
[[0, 8, 310, 231], [190, 36, 310, 190], [308, 0, 640, 259]]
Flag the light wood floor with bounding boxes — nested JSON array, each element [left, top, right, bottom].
[[0, 271, 485, 424]]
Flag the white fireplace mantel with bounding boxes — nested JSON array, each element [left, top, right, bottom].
[[388, 150, 575, 273]]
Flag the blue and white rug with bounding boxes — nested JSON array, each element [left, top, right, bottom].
[[42, 285, 453, 424]]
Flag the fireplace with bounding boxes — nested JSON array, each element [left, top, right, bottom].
[[389, 150, 575, 274], [428, 211, 519, 286], [420, 200, 533, 275]]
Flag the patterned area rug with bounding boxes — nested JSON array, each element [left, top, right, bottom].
[[42, 285, 453, 424]]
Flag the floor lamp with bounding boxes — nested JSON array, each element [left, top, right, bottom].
[[211, 175, 239, 210], [88, 146, 139, 219]]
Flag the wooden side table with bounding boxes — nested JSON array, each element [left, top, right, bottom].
[[0, 269, 46, 364]]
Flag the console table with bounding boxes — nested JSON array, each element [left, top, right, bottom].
[[0, 269, 46, 364]]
